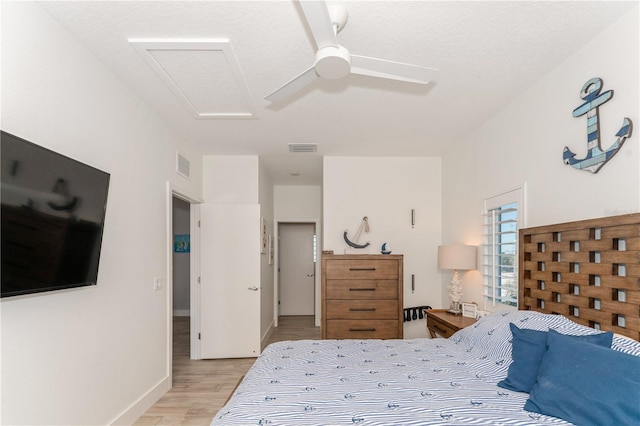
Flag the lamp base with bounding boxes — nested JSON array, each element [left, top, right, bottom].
[[448, 301, 462, 315]]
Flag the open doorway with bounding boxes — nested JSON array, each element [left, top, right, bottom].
[[172, 196, 191, 317], [171, 196, 191, 370]]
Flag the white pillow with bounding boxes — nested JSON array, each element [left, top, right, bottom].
[[612, 332, 640, 356], [451, 310, 608, 361]]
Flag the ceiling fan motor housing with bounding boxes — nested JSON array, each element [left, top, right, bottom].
[[328, 4, 349, 33], [315, 45, 351, 79]]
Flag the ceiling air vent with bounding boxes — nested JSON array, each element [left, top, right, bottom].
[[288, 143, 317, 153]]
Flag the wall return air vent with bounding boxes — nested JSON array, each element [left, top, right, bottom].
[[176, 152, 191, 179], [288, 143, 317, 153]]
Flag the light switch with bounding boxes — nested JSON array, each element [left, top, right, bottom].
[[154, 277, 162, 291]]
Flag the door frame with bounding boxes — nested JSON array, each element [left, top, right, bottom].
[[188, 203, 202, 359], [274, 218, 321, 327], [165, 182, 203, 375]]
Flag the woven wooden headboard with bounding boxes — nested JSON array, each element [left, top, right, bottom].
[[519, 213, 640, 341]]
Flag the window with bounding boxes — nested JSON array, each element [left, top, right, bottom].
[[483, 187, 524, 309]]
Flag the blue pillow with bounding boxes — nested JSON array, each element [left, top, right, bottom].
[[497, 323, 612, 393], [524, 329, 640, 425]]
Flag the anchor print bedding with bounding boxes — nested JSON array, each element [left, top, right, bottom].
[[212, 311, 640, 425]]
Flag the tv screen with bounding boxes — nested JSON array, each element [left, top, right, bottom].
[[1, 131, 110, 298]]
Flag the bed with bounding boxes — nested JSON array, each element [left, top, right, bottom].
[[212, 213, 640, 425]]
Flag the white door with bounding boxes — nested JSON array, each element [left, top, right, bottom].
[[199, 203, 261, 359], [279, 223, 315, 315]]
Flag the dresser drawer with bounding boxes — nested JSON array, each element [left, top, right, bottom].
[[325, 279, 398, 299], [326, 299, 399, 320], [325, 320, 400, 339], [324, 259, 399, 279]]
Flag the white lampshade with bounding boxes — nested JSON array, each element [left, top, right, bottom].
[[438, 244, 477, 270]]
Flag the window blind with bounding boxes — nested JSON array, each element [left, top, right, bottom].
[[483, 202, 519, 308]]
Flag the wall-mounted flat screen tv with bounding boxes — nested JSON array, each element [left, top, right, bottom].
[[1, 131, 110, 298]]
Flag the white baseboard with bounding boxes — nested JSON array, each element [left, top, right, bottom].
[[109, 376, 170, 425], [173, 309, 190, 317]]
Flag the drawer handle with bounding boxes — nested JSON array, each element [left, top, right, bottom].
[[349, 328, 376, 332], [349, 268, 376, 271], [433, 325, 448, 335], [349, 308, 376, 312], [349, 288, 376, 292]]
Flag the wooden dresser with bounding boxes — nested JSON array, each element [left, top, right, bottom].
[[321, 254, 403, 339]]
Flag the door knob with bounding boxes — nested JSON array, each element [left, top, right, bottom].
[[248, 286, 259, 291]]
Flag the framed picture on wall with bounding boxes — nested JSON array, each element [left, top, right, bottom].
[[268, 234, 274, 265], [261, 217, 267, 254], [174, 234, 190, 253]]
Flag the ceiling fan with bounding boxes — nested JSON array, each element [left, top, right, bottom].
[[265, 1, 438, 103]]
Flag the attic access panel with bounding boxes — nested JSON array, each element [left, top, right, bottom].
[[130, 39, 257, 118]]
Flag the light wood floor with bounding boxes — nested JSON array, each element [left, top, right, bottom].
[[134, 316, 320, 425]]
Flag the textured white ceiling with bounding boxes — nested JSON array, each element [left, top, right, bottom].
[[39, 1, 637, 185], [130, 39, 258, 117]]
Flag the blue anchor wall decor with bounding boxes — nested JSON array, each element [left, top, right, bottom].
[[563, 77, 632, 173]]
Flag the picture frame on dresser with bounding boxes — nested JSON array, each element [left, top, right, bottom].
[[462, 302, 477, 318]]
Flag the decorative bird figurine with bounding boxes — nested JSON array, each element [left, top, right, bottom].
[[381, 243, 392, 255]]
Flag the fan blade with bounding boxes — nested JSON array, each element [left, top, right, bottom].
[[351, 55, 438, 84], [265, 66, 318, 103], [299, 1, 339, 49]]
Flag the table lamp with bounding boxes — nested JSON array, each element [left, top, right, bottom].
[[438, 244, 477, 314]]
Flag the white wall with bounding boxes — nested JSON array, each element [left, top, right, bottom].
[[274, 186, 323, 219], [323, 157, 441, 338], [441, 5, 640, 308], [0, 2, 202, 425], [258, 162, 275, 343], [274, 185, 323, 325], [202, 156, 258, 204]]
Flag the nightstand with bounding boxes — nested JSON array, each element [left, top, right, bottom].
[[425, 309, 476, 338]]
